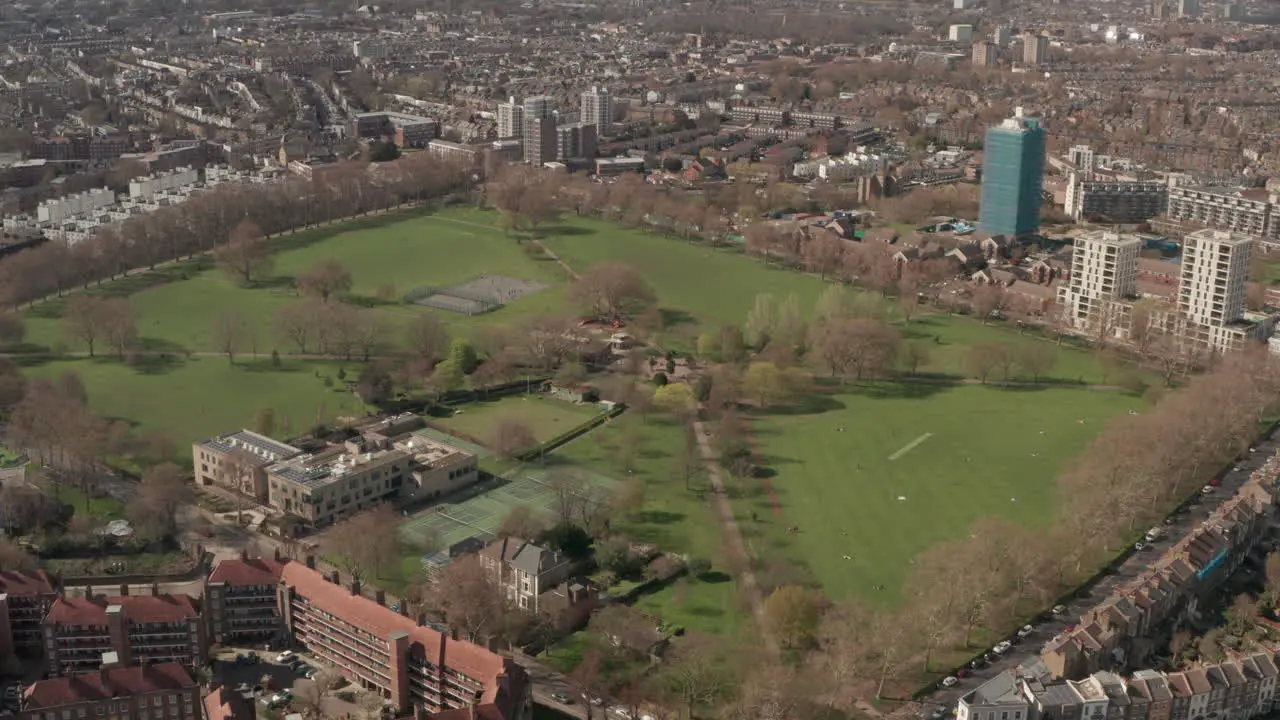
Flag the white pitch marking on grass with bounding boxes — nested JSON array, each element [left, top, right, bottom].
[[888, 432, 934, 461]]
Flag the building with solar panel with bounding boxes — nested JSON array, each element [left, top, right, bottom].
[[192, 429, 302, 502]]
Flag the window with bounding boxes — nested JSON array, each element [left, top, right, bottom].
[[1002, 713, 1008, 720], [168, 695, 178, 705]]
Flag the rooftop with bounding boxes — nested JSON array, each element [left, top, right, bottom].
[[23, 663, 195, 708], [46, 594, 199, 626], [1077, 230, 1142, 247], [200, 429, 300, 465], [268, 445, 408, 489], [394, 435, 473, 470], [208, 556, 288, 586], [966, 670, 1024, 706], [1186, 227, 1255, 246], [0, 569, 56, 596]]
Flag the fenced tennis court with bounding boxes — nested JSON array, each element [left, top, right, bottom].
[[399, 462, 624, 550]]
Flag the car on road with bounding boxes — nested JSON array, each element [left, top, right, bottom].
[[941, 677, 959, 688], [267, 692, 292, 709], [1, 687, 18, 703], [586, 696, 605, 707], [1052, 604, 1067, 615], [275, 651, 295, 663], [932, 708, 947, 720], [1016, 624, 1034, 638], [1201, 485, 1215, 495], [970, 657, 987, 670], [993, 641, 1013, 654], [1134, 542, 1147, 552], [551, 693, 573, 705], [1210, 477, 1222, 487]]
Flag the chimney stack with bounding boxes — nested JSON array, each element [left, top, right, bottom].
[[416, 613, 426, 627], [119, 584, 128, 596], [375, 590, 385, 606], [151, 583, 160, 596], [240, 549, 248, 561], [84, 584, 93, 598], [398, 601, 409, 617], [305, 555, 316, 570], [329, 570, 340, 585], [350, 579, 361, 597], [274, 547, 283, 563]]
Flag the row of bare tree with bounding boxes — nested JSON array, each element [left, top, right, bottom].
[[0, 153, 473, 310]]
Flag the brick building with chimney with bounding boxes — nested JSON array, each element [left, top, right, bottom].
[[42, 588, 206, 676], [205, 552, 287, 645], [277, 558, 531, 719], [17, 661, 200, 720]]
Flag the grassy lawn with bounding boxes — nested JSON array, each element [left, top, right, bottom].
[[30, 473, 126, 521], [43, 551, 192, 577], [435, 395, 603, 447], [23, 357, 364, 451], [735, 382, 1142, 604], [550, 415, 747, 636]]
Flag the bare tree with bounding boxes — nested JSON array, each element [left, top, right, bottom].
[[100, 298, 138, 359], [498, 505, 546, 539], [61, 295, 105, 357], [215, 219, 275, 285], [808, 317, 901, 383], [967, 343, 1004, 383], [325, 504, 403, 584], [128, 462, 192, 541], [971, 283, 1008, 323], [1016, 343, 1057, 383], [406, 313, 449, 365], [429, 555, 514, 643], [492, 416, 537, 459], [297, 258, 353, 302], [547, 469, 587, 525], [211, 310, 250, 364], [572, 263, 657, 321], [272, 300, 325, 354]]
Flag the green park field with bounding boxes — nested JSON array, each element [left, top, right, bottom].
[[6, 204, 1145, 637], [735, 382, 1142, 604], [434, 394, 603, 446]]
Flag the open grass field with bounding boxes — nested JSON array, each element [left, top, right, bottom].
[[551, 415, 747, 636], [733, 382, 1143, 604], [433, 395, 603, 447], [22, 357, 360, 449]]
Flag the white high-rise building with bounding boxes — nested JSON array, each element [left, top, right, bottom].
[[993, 26, 1012, 47], [497, 97, 524, 139], [1178, 229, 1252, 349], [1058, 230, 1141, 330], [580, 86, 612, 137]]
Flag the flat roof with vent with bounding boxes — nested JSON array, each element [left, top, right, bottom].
[[200, 429, 301, 464]]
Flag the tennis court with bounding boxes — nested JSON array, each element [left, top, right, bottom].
[[399, 463, 624, 550]]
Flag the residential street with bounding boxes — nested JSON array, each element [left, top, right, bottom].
[[921, 427, 1280, 713]]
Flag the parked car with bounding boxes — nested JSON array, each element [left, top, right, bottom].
[[275, 651, 295, 664], [1210, 477, 1222, 487], [1144, 527, 1163, 542], [1051, 605, 1067, 615], [1134, 542, 1147, 552], [551, 693, 573, 705], [970, 657, 987, 670], [932, 708, 947, 720], [1016, 625, 1034, 638], [957, 669, 972, 678], [1201, 485, 1215, 495], [993, 641, 1012, 655], [1, 687, 18, 703], [984, 651, 999, 663], [941, 677, 959, 688]]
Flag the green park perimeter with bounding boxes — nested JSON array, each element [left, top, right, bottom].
[[16, 205, 1130, 387], [732, 381, 1144, 604]]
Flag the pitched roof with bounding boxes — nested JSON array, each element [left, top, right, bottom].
[[278, 562, 525, 709], [0, 569, 56, 596], [46, 594, 199, 626], [209, 556, 289, 586], [479, 538, 566, 577], [203, 686, 254, 720], [23, 663, 195, 708]]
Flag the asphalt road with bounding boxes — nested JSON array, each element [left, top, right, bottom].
[[922, 428, 1280, 712]]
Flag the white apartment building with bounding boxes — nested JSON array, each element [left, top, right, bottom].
[[949, 24, 974, 43], [497, 97, 524, 139], [1068, 145, 1095, 172], [580, 86, 612, 137], [1058, 230, 1141, 330], [993, 26, 1012, 46], [352, 39, 387, 59], [1178, 228, 1254, 352], [521, 95, 554, 137], [1167, 185, 1278, 241]]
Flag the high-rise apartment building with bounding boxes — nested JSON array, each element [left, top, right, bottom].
[[972, 41, 997, 67], [1178, 228, 1253, 351], [1022, 33, 1049, 65], [497, 97, 524, 139], [1178, 0, 1201, 18], [521, 95, 554, 136], [978, 111, 1046, 237], [1057, 231, 1141, 330], [555, 123, 598, 161], [580, 86, 612, 137], [993, 26, 1012, 46], [524, 117, 557, 167], [1223, 2, 1245, 20], [949, 24, 974, 43], [1066, 179, 1168, 222], [276, 559, 531, 718]]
